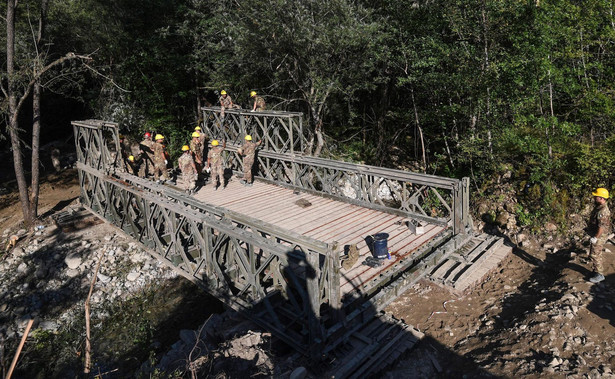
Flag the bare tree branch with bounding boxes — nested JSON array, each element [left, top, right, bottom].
[[13, 53, 93, 121]]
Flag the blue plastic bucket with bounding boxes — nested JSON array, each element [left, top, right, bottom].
[[372, 233, 389, 259]]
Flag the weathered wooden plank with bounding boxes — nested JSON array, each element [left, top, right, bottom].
[[339, 225, 445, 295], [298, 207, 376, 236], [265, 201, 359, 232]]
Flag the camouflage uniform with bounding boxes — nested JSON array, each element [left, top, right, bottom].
[[219, 94, 233, 109], [178, 152, 197, 192], [119, 138, 132, 170], [588, 202, 611, 273], [253, 96, 266, 111], [238, 140, 261, 183], [126, 158, 140, 176], [139, 138, 155, 177], [152, 142, 169, 181], [190, 138, 204, 171], [207, 145, 225, 187]]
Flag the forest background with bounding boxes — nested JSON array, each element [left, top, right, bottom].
[[2, 0, 615, 230]]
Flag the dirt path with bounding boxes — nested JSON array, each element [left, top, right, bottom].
[[386, 239, 615, 377], [0, 169, 80, 234]]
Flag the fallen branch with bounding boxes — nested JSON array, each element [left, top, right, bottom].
[[6, 318, 34, 379], [84, 250, 105, 374]]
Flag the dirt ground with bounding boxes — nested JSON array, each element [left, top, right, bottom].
[[386, 239, 615, 378], [0, 170, 80, 234], [2, 170, 614, 378]]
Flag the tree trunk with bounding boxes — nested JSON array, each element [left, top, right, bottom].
[[7, 0, 33, 225], [411, 89, 426, 173], [29, 0, 50, 222]]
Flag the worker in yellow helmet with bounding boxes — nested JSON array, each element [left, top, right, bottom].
[[190, 131, 204, 173], [152, 134, 169, 183], [194, 125, 207, 145], [237, 134, 262, 186], [139, 132, 155, 177], [219, 90, 239, 117], [126, 155, 140, 176], [178, 145, 197, 194], [206, 139, 227, 190], [587, 188, 611, 283], [250, 91, 266, 112]]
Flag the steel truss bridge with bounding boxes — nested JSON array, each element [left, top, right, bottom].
[[73, 113, 504, 375]]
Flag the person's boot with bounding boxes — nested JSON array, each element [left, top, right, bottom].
[[589, 273, 605, 283], [240, 180, 247, 185]]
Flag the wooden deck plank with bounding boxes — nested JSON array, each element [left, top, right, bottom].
[[260, 200, 348, 226], [339, 225, 445, 295], [312, 212, 400, 246], [191, 178, 449, 300], [284, 205, 369, 233], [263, 197, 340, 224], [300, 207, 378, 236], [245, 193, 332, 221]]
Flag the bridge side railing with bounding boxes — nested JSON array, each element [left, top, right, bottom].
[[201, 106, 305, 154], [72, 119, 341, 358], [221, 147, 471, 235], [115, 171, 343, 317], [72, 120, 122, 172]]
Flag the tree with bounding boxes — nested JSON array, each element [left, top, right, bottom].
[[3, 0, 90, 225], [185, 0, 389, 156]]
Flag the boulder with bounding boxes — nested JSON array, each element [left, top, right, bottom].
[[64, 253, 81, 269]]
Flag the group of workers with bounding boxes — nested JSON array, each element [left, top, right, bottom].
[[117, 89, 266, 194], [219, 90, 266, 113], [119, 128, 262, 195]]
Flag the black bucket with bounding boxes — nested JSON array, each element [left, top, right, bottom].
[[372, 233, 389, 259]]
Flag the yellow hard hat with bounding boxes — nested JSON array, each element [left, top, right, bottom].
[[211, 140, 219, 146], [220, 90, 227, 95], [192, 131, 200, 138], [194, 126, 202, 131], [155, 134, 164, 141], [592, 188, 609, 199], [181, 145, 189, 151], [119, 134, 125, 139], [250, 91, 257, 97], [245, 135, 252, 141], [128, 155, 135, 162]]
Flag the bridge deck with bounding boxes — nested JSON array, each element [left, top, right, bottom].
[[191, 179, 447, 299]]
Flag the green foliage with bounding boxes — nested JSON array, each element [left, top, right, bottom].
[[5, 0, 615, 229]]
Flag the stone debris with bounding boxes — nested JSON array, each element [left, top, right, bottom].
[[0, 205, 177, 343]]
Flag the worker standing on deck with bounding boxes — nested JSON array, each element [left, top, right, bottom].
[[207, 139, 226, 190], [190, 131, 204, 174], [152, 134, 169, 183], [250, 91, 266, 112], [587, 188, 611, 283], [126, 155, 141, 176], [139, 132, 155, 177], [178, 145, 197, 194], [238, 135, 261, 186], [119, 134, 132, 171], [194, 126, 207, 145]]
